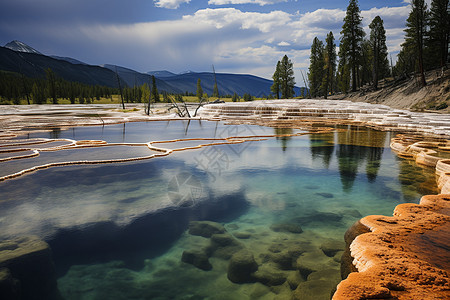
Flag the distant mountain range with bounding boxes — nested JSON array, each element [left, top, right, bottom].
[[1, 40, 304, 97], [5, 40, 42, 55]]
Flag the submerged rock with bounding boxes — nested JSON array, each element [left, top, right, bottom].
[[253, 265, 287, 286], [227, 250, 258, 283], [294, 211, 343, 226], [181, 249, 212, 271], [296, 250, 339, 280], [320, 239, 345, 257], [315, 192, 334, 198], [286, 271, 303, 290], [226, 223, 239, 230], [210, 233, 237, 247], [208, 233, 243, 260], [249, 283, 271, 299], [333, 251, 344, 263], [307, 268, 340, 283], [270, 251, 297, 270], [270, 223, 303, 234], [233, 232, 251, 239], [188, 221, 226, 238], [0, 236, 60, 300], [292, 279, 337, 300]]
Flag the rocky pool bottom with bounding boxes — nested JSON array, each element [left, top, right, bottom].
[[0, 120, 443, 300]]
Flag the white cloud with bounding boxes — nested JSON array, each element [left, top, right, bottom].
[[296, 9, 345, 30], [402, 0, 431, 6], [361, 6, 409, 28], [154, 0, 190, 9], [208, 0, 287, 5], [0, 4, 412, 79], [183, 8, 291, 32]]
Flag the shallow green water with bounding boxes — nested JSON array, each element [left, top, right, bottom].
[[0, 121, 437, 299]]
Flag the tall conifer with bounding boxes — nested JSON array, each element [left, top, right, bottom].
[[308, 37, 324, 98], [321, 32, 337, 98], [404, 0, 428, 86], [340, 0, 365, 92]]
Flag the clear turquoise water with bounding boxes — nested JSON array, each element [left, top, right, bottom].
[[0, 121, 437, 299]]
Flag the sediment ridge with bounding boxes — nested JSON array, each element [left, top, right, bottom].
[[333, 134, 450, 299], [198, 100, 450, 138], [334, 194, 449, 299]]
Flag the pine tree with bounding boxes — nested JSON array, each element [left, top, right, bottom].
[[45, 68, 58, 104], [271, 61, 281, 99], [279, 55, 296, 99], [151, 75, 160, 103], [212, 83, 219, 98], [337, 45, 351, 94], [369, 16, 390, 90], [31, 82, 46, 104], [321, 32, 337, 98], [232, 92, 239, 102], [428, 0, 449, 68], [69, 82, 76, 104], [196, 78, 203, 100], [404, 0, 428, 86], [243, 93, 253, 101], [360, 39, 373, 86], [141, 83, 151, 115], [308, 37, 325, 98], [340, 0, 365, 92]]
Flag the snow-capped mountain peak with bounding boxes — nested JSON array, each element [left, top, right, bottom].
[[4, 40, 41, 54]]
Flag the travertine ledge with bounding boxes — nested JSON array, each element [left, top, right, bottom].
[[198, 100, 450, 138], [333, 194, 450, 299]]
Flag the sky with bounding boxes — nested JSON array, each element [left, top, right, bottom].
[[0, 0, 424, 80]]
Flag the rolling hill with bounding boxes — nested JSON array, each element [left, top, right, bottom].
[[158, 71, 302, 97], [102, 64, 182, 94], [1, 40, 305, 97], [0, 46, 119, 87]]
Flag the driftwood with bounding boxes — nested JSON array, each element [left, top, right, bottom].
[[167, 94, 206, 118]]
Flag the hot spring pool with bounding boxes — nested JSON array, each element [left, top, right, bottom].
[[0, 120, 438, 299]]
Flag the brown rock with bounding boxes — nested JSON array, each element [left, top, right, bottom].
[[340, 220, 370, 280], [333, 194, 450, 300]]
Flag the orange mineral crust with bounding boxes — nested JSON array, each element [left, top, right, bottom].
[[334, 194, 450, 300]]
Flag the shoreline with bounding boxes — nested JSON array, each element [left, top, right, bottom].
[[2, 100, 450, 138]]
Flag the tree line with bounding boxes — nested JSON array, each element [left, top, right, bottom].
[[308, 0, 449, 98], [0, 68, 269, 105], [0, 68, 119, 104], [0, 69, 173, 105]]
